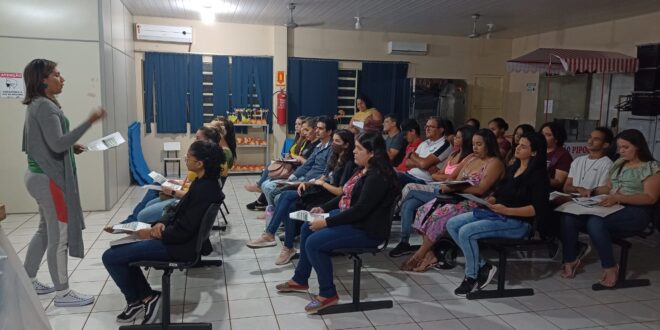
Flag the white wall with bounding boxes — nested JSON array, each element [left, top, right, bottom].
[[99, 0, 136, 208], [0, 1, 105, 213], [0, 0, 136, 213]]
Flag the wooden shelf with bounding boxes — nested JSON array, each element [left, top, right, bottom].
[[237, 144, 267, 148]]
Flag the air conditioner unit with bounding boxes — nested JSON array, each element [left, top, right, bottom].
[[135, 24, 193, 44], [387, 41, 428, 55]]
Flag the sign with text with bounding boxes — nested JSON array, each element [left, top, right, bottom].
[[0, 72, 24, 99], [276, 70, 285, 87], [564, 141, 589, 159]]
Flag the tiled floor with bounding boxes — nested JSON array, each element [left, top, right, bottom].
[[3, 175, 660, 330]]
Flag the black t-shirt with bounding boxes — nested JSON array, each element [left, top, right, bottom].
[[493, 165, 550, 223]]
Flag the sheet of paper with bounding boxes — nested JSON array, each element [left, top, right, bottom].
[[148, 171, 166, 184], [110, 221, 152, 234], [289, 210, 330, 222], [86, 132, 125, 151], [554, 201, 623, 217], [352, 120, 365, 129], [457, 193, 491, 206], [142, 184, 163, 191]]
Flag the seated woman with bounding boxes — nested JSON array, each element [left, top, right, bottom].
[[401, 129, 504, 271], [274, 132, 400, 314], [245, 117, 320, 210], [348, 95, 383, 134], [117, 126, 221, 224], [559, 129, 659, 287], [488, 117, 511, 158], [208, 120, 235, 181], [446, 131, 550, 296], [504, 124, 535, 165], [389, 125, 477, 257], [246, 130, 356, 261], [102, 140, 224, 324]]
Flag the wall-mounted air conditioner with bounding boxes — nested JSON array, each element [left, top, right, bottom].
[[135, 24, 193, 44], [387, 41, 428, 55]]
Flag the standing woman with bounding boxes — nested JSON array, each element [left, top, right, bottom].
[[22, 59, 105, 306]]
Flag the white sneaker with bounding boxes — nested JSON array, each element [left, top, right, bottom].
[[275, 247, 297, 265], [246, 234, 277, 248], [54, 290, 95, 307], [33, 280, 55, 295]]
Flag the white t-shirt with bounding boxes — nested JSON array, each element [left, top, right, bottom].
[[567, 155, 613, 189], [408, 137, 452, 182]]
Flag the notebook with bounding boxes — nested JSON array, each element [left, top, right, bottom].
[[289, 210, 330, 222]]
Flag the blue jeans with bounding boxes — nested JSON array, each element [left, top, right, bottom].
[[560, 205, 651, 268], [292, 212, 381, 298], [397, 172, 427, 186], [121, 189, 160, 223], [266, 190, 300, 238], [136, 198, 179, 223], [400, 190, 436, 243], [102, 240, 171, 303], [257, 169, 269, 186], [446, 211, 530, 279], [261, 179, 281, 206]]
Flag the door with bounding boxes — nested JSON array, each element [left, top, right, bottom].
[[471, 75, 504, 125]]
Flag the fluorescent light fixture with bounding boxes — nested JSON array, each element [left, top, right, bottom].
[[193, 0, 236, 24], [200, 9, 215, 24], [354, 17, 362, 30]]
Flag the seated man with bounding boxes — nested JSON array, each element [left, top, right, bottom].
[[260, 116, 336, 207], [396, 119, 423, 173], [102, 140, 224, 324], [397, 117, 452, 186], [383, 113, 407, 167]]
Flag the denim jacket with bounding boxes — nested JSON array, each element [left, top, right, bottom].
[[293, 140, 331, 180]]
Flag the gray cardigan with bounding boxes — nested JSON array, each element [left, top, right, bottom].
[[22, 97, 92, 258]]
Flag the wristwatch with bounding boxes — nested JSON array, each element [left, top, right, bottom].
[[171, 190, 176, 197]]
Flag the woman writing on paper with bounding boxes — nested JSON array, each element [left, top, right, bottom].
[[559, 129, 660, 287], [21, 59, 105, 307]]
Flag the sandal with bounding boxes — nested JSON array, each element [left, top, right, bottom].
[[400, 255, 423, 271], [560, 259, 581, 279], [304, 295, 339, 314], [592, 265, 619, 290], [412, 251, 438, 273]]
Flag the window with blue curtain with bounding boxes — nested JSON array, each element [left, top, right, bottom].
[[212, 56, 230, 116], [358, 62, 411, 120], [188, 54, 204, 133], [287, 58, 339, 133]]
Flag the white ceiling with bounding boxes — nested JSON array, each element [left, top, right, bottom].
[[121, 0, 660, 38]]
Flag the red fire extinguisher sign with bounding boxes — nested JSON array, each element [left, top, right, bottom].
[[276, 91, 287, 125]]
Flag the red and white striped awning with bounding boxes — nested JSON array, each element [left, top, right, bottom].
[[507, 48, 638, 74]]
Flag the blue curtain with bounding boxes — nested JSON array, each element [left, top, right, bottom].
[[287, 58, 339, 133], [149, 53, 188, 133], [359, 62, 410, 120], [231, 56, 255, 108], [143, 53, 156, 133], [188, 54, 203, 133], [253, 57, 273, 131], [212, 56, 230, 116]]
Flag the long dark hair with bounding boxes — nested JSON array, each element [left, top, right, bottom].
[[454, 125, 476, 162], [189, 140, 225, 180], [540, 121, 567, 147], [513, 131, 548, 180], [216, 117, 237, 158], [474, 128, 500, 158], [327, 129, 355, 171], [506, 124, 535, 163], [23, 59, 58, 106], [616, 129, 654, 162], [357, 131, 399, 190]]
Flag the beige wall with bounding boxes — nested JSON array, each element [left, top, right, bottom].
[[132, 17, 513, 171], [508, 11, 660, 128]]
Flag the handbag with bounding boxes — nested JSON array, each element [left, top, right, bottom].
[[268, 161, 294, 179], [299, 185, 334, 210]]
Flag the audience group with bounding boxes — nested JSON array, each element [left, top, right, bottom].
[[240, 106, 660, 313]]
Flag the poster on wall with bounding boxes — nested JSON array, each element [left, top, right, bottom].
[[0, 72, 25, 99]]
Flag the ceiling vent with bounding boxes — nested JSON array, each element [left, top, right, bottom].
[[387, 41, 428, 55], [135, 24, 193, 44]]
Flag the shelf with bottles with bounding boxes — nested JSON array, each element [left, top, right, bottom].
[[229, 164, 265, 175], [227, 108, 269, 125]]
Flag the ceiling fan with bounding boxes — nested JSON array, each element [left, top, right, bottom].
[[284, 3, 323, 29], [467, 14, 495, 39]]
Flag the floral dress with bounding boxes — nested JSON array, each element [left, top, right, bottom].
[[412, 158, 491, 242]]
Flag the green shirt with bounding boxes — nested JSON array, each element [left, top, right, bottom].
[[27, 116, 76, 174], [609, 159, 659, 195]]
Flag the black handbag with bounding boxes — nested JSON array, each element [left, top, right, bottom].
[[299, 185, 335, 210]]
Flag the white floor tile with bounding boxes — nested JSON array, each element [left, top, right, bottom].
[[230, 315, 279, 330], [228, 297, 274, 318], [459, 315, 514, 330], [498, 312, 560, 330]]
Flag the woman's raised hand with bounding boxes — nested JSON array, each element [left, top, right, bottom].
[[88, 107, 106, 124]]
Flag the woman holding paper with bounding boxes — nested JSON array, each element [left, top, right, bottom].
[[559, 129, 659, 287], [446, 131, 550, 296], [21, 59, 105, 307], [274, 132, 400, 314]]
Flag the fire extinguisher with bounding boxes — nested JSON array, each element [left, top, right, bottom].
[[275, 90, 287, 125]]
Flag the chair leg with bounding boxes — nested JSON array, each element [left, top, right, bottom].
[[161, 269, 172, 325], [468, 247, 535, 300], [592, 241, 650, 290], [212, 210, 227, 231], [223, 201, 230, 215], [317, 254, 393, 315]]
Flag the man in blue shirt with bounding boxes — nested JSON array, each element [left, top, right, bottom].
[[260, 116, 336, 207]]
